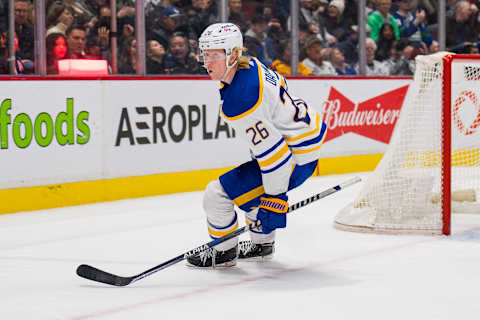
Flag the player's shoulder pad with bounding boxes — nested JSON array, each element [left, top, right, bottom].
[[221, 58, 264, 120]]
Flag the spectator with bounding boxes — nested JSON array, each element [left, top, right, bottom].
[[318, 0, 352, 46], [393, 0, 433, 47], [384, 39, 414, 75], [375, 23, 396, 61], [417, 0, 438, 24], [46, 3, 75, 37], [66, 24, 87, 59], [0, 0, 7, 30], [244, 15, 273, 66], [343, 0, 359, 25], [298, 22, 313, 59], [118, 36, 136, 74], [228, 0, 248, 33], [255, 1, 276, 22], [70, 0, 98, 28], [146, 39, 166, 74], [0, 27, 25, 74], [336, 24, 371, 65], [354, 38, 390, 75], [270, 39, 312, 76], [0, 28, 9, 74], [274, 0, 291, 30], [367, 0, 400, 43], [446, 1, 479, 53], [366, 0, 376, 17], [14, 0, 34, 60], [465, 2, 480, 49], [163, 32, 205, 74], [287, 0, 322, 33], [329, 47, 356, 75], [46, 33, 67, 74], [265, 17, 288, 61], [148, 6, 184, 50], [93, 5, 112, 35], [185, 0, 217, 39], [116, 1, 136, 44], [302, 36, 336, 76], [85, 37, 102, 59], [464, 43, 479, 54]]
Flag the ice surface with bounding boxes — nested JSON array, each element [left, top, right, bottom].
[[1, 173, 479, 320]]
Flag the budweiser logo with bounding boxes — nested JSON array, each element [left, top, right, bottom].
[[320, 85, 409, 143], [453, 90, 480, 136]]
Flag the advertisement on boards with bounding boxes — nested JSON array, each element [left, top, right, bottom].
[[0, 81, 102, 189], [0, 78, 412, 190], [289, 79, 411, 157], [102, 80, 251, 178]]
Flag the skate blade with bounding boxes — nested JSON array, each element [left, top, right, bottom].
[[239, 254, 274, 262], [186, 259, 237, 269]]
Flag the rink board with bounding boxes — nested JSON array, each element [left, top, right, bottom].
[[0, 77, 410, 214]]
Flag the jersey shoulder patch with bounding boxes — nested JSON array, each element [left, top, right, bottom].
[[221, 58, 264, 120]]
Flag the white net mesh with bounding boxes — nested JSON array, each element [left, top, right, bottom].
[[334, 53, 480, 235]]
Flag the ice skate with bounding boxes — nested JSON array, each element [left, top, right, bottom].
[[186, 245, 238, 268], [238, 240, 274, 261]]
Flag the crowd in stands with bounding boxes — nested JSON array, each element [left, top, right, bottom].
[[0, 0, 479, 76]]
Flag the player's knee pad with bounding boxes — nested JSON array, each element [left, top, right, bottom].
[[203, 180, 238, 251], [203, 180, 234, 226]]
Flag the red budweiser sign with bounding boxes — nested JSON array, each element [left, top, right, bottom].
[[320, 85, 409, 143]]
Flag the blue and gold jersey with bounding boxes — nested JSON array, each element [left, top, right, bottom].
[[219, 57, 327, 195]]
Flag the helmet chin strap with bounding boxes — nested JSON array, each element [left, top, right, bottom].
[[220, 52, 238, 82]]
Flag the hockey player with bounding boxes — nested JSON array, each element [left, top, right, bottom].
[[187, 23, 327, 268]]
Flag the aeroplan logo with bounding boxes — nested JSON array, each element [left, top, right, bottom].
[[320, 85, 409, 143], [0, 98, 90, 149]]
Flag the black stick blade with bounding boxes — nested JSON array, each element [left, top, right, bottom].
[[76, 264, 133, 286]]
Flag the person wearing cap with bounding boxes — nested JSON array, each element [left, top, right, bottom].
[[148, 6, 187, 51], [302, 36, 336, 76], [366, 0, 400, 43]]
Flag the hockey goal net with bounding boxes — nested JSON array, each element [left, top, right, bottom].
[[334, 52, 480, 235]]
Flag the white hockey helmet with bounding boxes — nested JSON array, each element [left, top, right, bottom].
[[199, 23, 243, 68]]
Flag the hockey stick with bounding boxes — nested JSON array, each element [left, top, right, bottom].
[[76, 176, 361, 286]]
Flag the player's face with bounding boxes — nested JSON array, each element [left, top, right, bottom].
[[203, 49, 227, 80]]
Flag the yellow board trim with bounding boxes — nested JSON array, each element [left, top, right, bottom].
[[0, 154, 384, 215], [316, 153, 383, 176], [0, 167, 233, 215], [258, 143, 290, 168], [285, 114, 320, 143]]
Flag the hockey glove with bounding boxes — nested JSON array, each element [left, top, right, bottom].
[[257, 193, 289, 234]]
